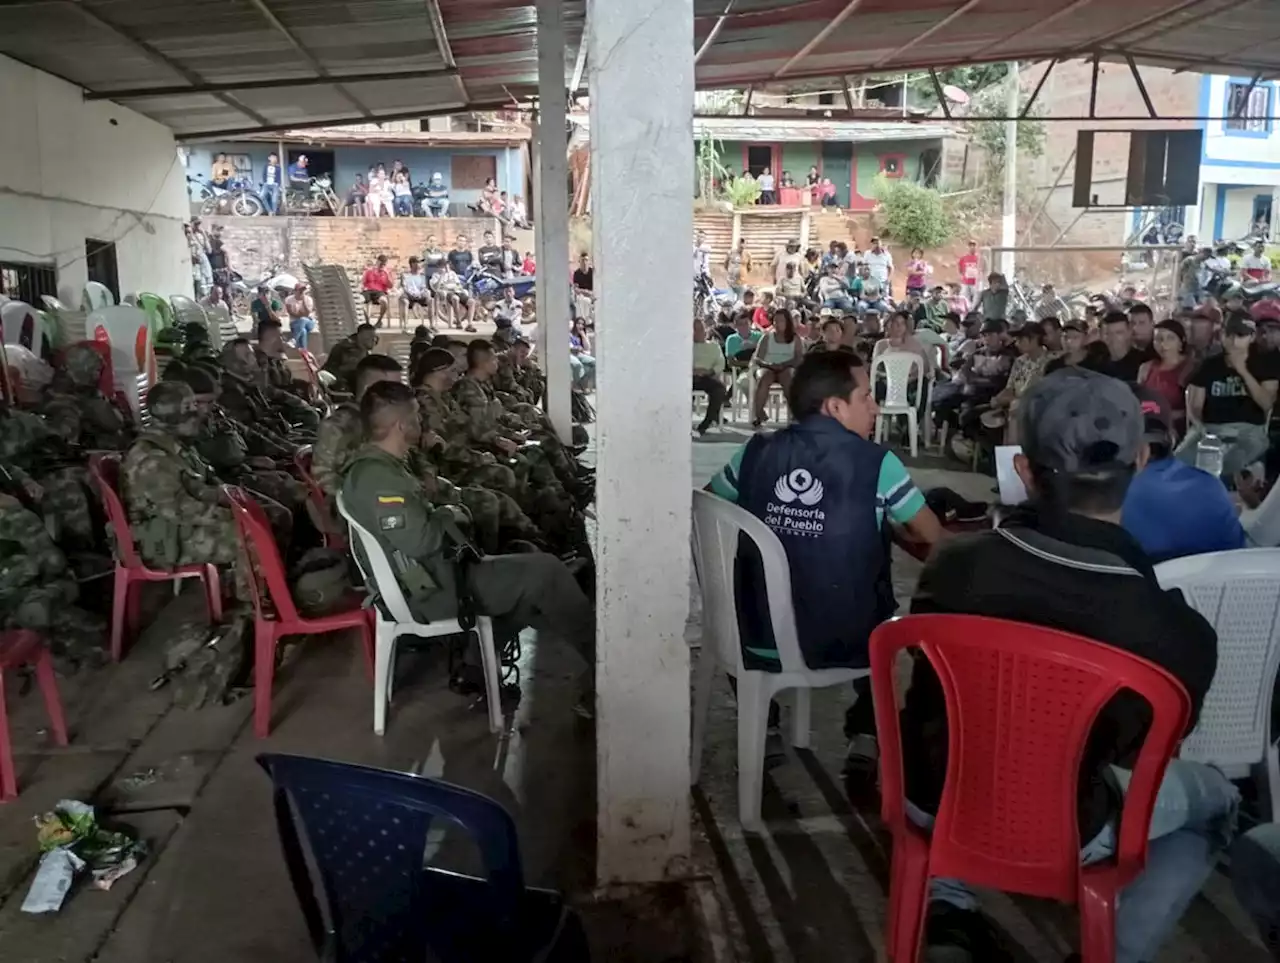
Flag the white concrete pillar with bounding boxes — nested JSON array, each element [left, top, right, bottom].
[[535, 0, 573, 443], [590, 0, 694, 885]]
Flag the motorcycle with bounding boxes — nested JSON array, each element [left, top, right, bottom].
[[412, 184, 449, 218], [465, 267, 535, 300], [190, 174, 266, 217], [695, 273, 736, 323], [283, 175, 339, 216], [229, 264, 299, 315], [1207, 270, 1280, 304]]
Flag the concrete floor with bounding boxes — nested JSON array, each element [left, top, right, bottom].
[[0, 424, 1270, 963]]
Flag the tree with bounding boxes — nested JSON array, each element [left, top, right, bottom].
[[871, 175, 953, 249], [908, 64, 1011, 108], [966, 83, 1047, 173]]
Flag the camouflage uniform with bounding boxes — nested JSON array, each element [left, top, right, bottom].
[[40, 344, 136, 451], [312, 403, 540, 554], [0, 495, 106, 669], [0, 405, 94, 547], [319, 335, 369, 394], [217, 368, 302, 452], [414, 385, 522, 497], [195, 405, 306, 516], [253, 346, 321, 433]]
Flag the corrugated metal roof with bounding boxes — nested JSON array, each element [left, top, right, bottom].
[[692, 116, 955, 141], [0, 0, 1275, 139]]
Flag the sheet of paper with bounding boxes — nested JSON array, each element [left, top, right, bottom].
[[995, 445, 1028, 506]]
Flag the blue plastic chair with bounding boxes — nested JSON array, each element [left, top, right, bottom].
[[257, 753, 589, 963]]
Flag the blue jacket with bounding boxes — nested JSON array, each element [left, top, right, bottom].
[[1122, 456, 1247, 562], [735, 416, 893, 670]]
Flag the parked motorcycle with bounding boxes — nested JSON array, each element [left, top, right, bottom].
[[190, 175, 266, 217], [412, 184, 450, 217], [695, 273, 736, 323], [229, 264, 299, 315], [283, 175, 339, 216], [465, 267, 535, 300]]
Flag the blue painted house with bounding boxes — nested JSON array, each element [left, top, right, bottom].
[[183, 124, 530, 214]]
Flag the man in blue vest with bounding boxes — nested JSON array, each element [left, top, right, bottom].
[[708, 351, 943, 757]]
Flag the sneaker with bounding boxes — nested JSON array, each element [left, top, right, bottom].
[[842, 734, 880, 806], [923, 903, 1013, 963], [764, 727, 787, 769]]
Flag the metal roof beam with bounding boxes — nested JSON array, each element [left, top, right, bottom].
[[68, 3, 271, 127], [425, 0, 472, 104], [967, 0, 1095, 60], [570, 8, 590, 95], [695, 0, 736, 65], [86, 67, 457, 101], [173, 101, 517, 143], [870, 0, 983, 69], [241, 0, 374, 119], [1057, 0, 1214, 56], [773, 0, 867, 78]]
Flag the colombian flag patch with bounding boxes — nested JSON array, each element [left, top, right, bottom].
[[377, 495, 405, 505]]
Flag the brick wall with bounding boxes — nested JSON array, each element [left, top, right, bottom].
[[205, 214, 503, 290], [1024, 61, 1201, 247]]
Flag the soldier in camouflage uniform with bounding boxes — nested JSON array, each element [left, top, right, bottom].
[[120, 381, 248, 575], [452, 341, 586, 498], [40, 343, 136, 451], [252, 318, 321, 432], [312, 354, 541, 554], [171, 365, 307, 519], [218, 339, 310, 449], [0, 493, 106, 669], [320, 324, 379, 394], [415, 349, 575, 545], [0, 401, 95, 549]]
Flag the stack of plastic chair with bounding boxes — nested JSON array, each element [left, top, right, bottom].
[[169, 294, 210, 335], [690, 489, 868, 830], [337, 492, 502, 735], [1155, 548, 1280, 820], [205, 302, 237, 350], [224, 488, 374, 738], [256, 753, 590, 962], [0, 630, 69, 801], [88, 454, 223, 661], [40, 295, 88, 349], [82, 280, 115, 312], [873, 350, 926, 457], [302, 263, 359, 353], [136, 292, 174, 340], [1, 300, 49, 358], [87, 305, 155, 417], [869, 614, 1189, 963]]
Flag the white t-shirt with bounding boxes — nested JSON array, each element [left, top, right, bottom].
[[863, 249, 894, 284], [1242, 254, 1272, 281], [693, 244, 711, 278], [758, 173, 775, 192]]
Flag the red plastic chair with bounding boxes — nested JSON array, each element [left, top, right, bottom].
[[0, 630, 69, 801], [869, 614, 1191, 963], [293, 446, 346, 551], [223, 487, 374, 738], [88, 454, 223, 661]]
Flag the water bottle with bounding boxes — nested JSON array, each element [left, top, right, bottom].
[[1195, 433, 1225, 478]]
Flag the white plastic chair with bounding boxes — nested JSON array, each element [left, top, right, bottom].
[[86, 306, 154, 417], [82, 281, 115, 311], [1242, 481, 1280, 548], [40, 295, 87, 347], [336, 493, 502, 735], [0, 300, 47, 358], [872, 349, 925, 457], [690, 489, 868, 830], [746, 366, 788, 426], [1155, 548, 1280, 820]]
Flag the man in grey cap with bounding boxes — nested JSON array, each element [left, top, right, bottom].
[[897, 367, 1235, 963]]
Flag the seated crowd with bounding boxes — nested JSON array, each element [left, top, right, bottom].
[[696, 231, 1280, 961]]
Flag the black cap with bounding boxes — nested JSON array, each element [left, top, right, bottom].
[[418, 348, 456, 375], [1224, 315, 1257, 338]]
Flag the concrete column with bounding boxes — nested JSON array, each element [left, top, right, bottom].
[[590, 0, 694, 885], [535, 0, 573, 443]]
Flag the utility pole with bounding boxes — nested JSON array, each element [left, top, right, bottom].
[[1001, 61, 1019, 278]]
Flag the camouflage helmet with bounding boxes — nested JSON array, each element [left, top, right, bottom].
[[182, 321, 210, 344], [61, 343, 105, 388], [145, 379, 195, 427]]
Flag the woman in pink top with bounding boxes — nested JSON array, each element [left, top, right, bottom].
[[905, 247, 930, 296], [1137, 318, 1193, 436]]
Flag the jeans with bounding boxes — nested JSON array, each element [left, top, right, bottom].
[[428, 201, 447, 217], [859, 298, 890, 314], [692, 373, 727, 432], [914, 759, 1239, 963], [1175, 422, 1271, 479], [824, 295, 855, 312], [290, 315, 317, 350], [393, 195, 413, 216], [261, 183, 280, 215], [569, 353, 595, 388], [1230, 824, 1280, 955]]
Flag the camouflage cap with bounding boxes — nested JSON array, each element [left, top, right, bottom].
[[146, 380, 195, 426], [182, 322, 210, 344], [61, 344, 105, 388]]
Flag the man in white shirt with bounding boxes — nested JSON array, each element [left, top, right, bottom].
[[399, 256, 432, 328], [1241, 240, 1274, 284], [863, 236, 894, 295], [283, 283, 316, 349], [492, 286, 524, 335], [772, 239, 803, 284], [693, 230, 712, 280]]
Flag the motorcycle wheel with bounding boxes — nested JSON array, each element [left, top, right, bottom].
[[232, 192, 264, 217], [199, 197, 220, 216]]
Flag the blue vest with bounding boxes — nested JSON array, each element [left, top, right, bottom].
[[735, 416, 894, 670]]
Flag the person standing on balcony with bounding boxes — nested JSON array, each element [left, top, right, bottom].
[[757, 166, 776, 205], [261, 153, 282, 215]]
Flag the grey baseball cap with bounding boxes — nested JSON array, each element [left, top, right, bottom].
[[1018, 368, 1142, 474]]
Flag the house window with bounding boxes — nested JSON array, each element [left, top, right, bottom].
[[818, 92, 835, 106], [879, 154, 906, 178], [0, 260, 57, 306], [1225, 81, 1272, 133]]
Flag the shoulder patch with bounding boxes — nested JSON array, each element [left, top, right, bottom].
[[377, 495, 405, 505]]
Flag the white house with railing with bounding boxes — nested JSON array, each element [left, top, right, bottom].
[[1197, 74, 1280, 242]]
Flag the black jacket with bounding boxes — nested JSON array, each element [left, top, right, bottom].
[[902, 505, 1217, 841]]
